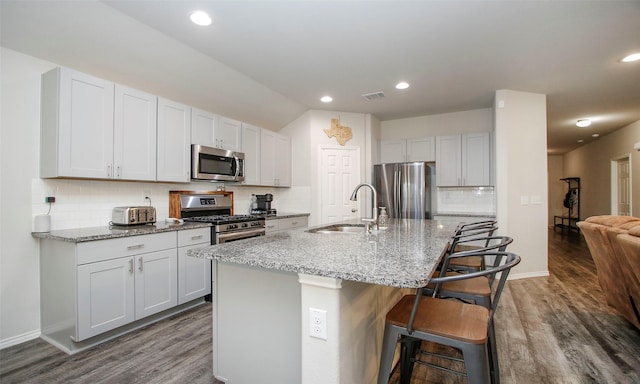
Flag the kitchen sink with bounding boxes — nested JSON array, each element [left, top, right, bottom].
[[306, 224, 366, 234]]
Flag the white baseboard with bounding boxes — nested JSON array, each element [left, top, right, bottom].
[[508, 270, 550, 280], [0, 329, 41, 350]]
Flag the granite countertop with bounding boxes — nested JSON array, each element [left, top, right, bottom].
[[31, 222, 211, 243], [191, 219, 458, 288], [265, 213, 310, 220]]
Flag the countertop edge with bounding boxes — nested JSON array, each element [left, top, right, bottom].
[[32, 222, 212, 243]]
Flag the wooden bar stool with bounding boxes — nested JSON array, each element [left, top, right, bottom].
[[446, 223, 498, 272], [377, 251, 520, 384]]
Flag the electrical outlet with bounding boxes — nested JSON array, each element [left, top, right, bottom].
[[309, 308, 327, 340]]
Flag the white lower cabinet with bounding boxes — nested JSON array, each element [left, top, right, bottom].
[[265, 216, 309, 234], [177, 228, 212, 304], [77, 257, 135, 340], [76, 233, 177, 340], [77, 248, 177, 340], [40, 228, 210, 352], [134, 249, 178, 319]]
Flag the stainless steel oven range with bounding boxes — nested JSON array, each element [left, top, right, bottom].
[[175, 193, 266, 244]]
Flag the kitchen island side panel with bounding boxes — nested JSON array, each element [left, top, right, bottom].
[[214, 262, 301, 383]]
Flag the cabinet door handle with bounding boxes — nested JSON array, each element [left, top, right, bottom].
[[129, 258, 134, 273], [191, 235, 203, 240], [127, 244, 144, 251], [139, 257, 143, 272]]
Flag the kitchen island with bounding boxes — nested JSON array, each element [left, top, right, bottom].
[[192, 219, 458, 384]]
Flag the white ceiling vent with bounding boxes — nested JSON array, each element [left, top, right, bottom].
[[362, 91, 385, 101]]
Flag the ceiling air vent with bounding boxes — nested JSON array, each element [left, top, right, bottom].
[[362, 91, 385, 101]]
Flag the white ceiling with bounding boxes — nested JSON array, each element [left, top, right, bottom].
[[2, 1, 639, 154]]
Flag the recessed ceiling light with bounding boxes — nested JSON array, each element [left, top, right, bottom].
[[577, 139, 584, 143], [395, 82, 410, 90], [320, 96, 333, 103], [592, 133, 600, 138], [190, 11, 212, 26], [621, 53, 640, 63], [576, 119, 591, 127]]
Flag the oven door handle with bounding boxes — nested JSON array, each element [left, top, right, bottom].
[[217, 228, 265, 243]]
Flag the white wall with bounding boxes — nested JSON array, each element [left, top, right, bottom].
[[281, 110, 370, 226], [562, 120, 640, 218], [0, 48, 50, 347], [495, 90, 549, 278], [380, 108, 493, 139]]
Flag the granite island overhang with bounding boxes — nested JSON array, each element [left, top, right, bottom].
[[189, 219, 459, 384]]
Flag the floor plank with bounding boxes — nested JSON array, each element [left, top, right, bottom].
[[1, 229, 639, 383]]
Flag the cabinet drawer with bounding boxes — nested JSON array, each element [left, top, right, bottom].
[[77, 232, 176, 265], [265, 220, 279, 233], [178, 227, 211, 247], [278, 217, 308, 231]]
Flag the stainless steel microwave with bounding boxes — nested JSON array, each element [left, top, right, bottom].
[[191, 144, 245, 182]]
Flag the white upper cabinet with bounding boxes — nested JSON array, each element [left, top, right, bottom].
[[157, 98, 191, 182], [407, 137, 436, 162], [40, 67, 115, 179], [462, 132, 491, 186], [380, 140, 406, 163], [217, 116, 242, 152], [190, 108, 217, 148], [191, 109, 241, 152], [435, 135, 461, 186], [436, 132, 491, 187], [241, 123, 262, 185], [113, 85, 157, 181], [380, 137, 435, 163], [260, 129, 291, 187]]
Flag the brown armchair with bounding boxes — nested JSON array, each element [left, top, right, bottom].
[[577, 215, 640, 329]]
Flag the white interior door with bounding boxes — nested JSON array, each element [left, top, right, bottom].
[[612, 157, 631, 215], [319, 146, 360, 224]]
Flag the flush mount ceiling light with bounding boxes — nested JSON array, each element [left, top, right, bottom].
[[320, 96, 333, 103], [576, 119, 591, 127], [621, 52, 640, 63], [190, 11, 212, 26], [395, 82, 410, 90]]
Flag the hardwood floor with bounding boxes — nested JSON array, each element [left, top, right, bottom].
[[0, 303, 220, 384], [1, 229, 639, 383]]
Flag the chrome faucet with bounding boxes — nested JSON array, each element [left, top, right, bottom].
[[349, 183, 378, 232]]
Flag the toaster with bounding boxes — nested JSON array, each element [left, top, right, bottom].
[[112, 206, 156, 225]]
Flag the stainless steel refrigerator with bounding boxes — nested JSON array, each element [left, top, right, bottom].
[[374, 162, 434, 219]]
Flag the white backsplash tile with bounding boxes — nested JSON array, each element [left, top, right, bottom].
[[31, 179, 311, 231], [436, 186, 496, 215]]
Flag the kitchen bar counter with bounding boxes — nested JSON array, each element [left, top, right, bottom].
[[193, 218, 457, 288], [196, 218, 459, 383], [31, 222, 211, 243]]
